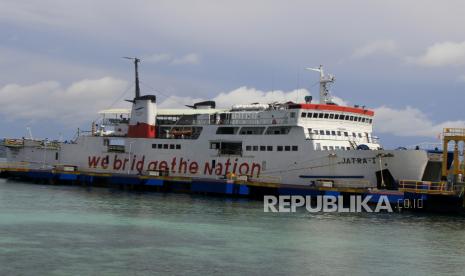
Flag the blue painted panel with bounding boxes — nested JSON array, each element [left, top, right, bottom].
[[109, 177, 140, 185], [78, 175, 94, 183], [59, 174, 78, 181], [225, 183, 233, 194], [238, 185, 250, 195], [27, 171, 53, 179], [145, 179, 164, 186], [325, 191, 340, 197], [191, 180, 231, 194], [416, 184, 430, 190]]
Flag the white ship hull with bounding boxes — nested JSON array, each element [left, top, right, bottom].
[[6, 135, 429, 188]]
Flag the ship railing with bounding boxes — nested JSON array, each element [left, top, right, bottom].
[[192, 117, 291, 126], [332, 179, 372, 188], [39, 140, 61, 149], [307, 134, 378, 145], [398, 180, 454, 194], [0, 160, 56, 170], [0, 161, 31, 170], [249, 175, 282, 183], [443, 128, 465, 137], [53, 164, 78, 172], [3, 138, 25, 147], [311, 179, 372, 188], [102, 118, 129, 125]]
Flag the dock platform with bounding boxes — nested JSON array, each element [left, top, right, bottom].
[[1, 163, 464, 213]]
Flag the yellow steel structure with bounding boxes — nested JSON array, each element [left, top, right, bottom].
[[442, 128, 465, 179], [398, 180, 455, 195]]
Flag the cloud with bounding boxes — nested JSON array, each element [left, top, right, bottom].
[[158, 86, 347, 109], [2, 1, 465, 66], [0, 47, 110, 85], [331, 95, 348, 106], [0, 77, 129, 126], [144, 53, 200, 65], [159, 87, 310, 109], [171, 53, 201, 65], [158, 95, 204, 109], [1, 76, 463, 140], [351, 40, 398, 59], [212, 87, 309, 108], [0, 80, 309, 124], [145, 53, 172, 63], [374, 106, 465, 137], [159, 92, 465, 139], [407, 41, 465, 66]]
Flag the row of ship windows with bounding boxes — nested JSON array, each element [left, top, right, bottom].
[[311, 129, 369, 139], [151, 144, 182, 150], [301, 112, 372, 123], [318, 145, 352, 151], [245, 145, 299, 152], [217, 126, 291, 135]]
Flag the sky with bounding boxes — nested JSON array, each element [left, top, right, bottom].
[[1, 0, 465, 148]]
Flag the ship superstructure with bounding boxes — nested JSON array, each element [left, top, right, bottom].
[[4, 61, 430, 188]]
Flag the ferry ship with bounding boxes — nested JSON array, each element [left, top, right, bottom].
[[4, 59, 432, 189]]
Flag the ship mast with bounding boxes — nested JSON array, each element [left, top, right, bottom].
[[306, 65, 335, 104], [124, 57, 141, 98]]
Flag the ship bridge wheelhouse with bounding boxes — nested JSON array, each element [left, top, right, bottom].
[[289, 103, 380, 150], [93, 109, 131, 137]]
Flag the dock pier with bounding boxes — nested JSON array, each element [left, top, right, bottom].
[[2, 163, 464, 213]]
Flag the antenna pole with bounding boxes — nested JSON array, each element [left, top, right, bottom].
[[305, 65, 335, 104], [123, 57, 141, 99], [26, 127, 33, 140], [134, 58, 140, 98]]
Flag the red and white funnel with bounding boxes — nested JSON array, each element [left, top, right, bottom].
[[124, 57, 157, 138], [128, 95, 157, 138]]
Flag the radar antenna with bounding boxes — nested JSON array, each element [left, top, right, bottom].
[[305, 65, 335, 104], [123, 57, 141, 98], [26, 126, 33, 140]]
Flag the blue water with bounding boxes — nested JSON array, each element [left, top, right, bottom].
[[1, 178, 465, 275]]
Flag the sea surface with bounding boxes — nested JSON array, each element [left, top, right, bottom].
[[1, 175, 465, 275]]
